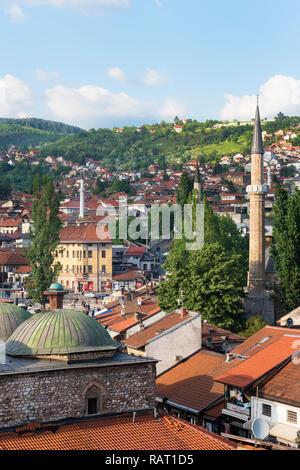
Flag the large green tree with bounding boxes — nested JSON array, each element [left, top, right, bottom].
[[26, 175, 62, 306], [158, 196, 248, 331], [270, 185, 300, 313], [158, 243, 245, 331]]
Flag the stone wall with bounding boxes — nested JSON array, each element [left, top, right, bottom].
[[0, 362, 156, 428]]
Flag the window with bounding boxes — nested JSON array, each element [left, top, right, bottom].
[[88, 265, 92, 273], [87, 398, 98, 415], [88, 250, 93, 258], [262, 403, 272, 417], [287, 410, 297, 424], [72, 251, 75, 258], [84, 384, 104, 416], [101, 265, 106, 273], [66, 251, 69, 258], [102, 250, 106, 258]]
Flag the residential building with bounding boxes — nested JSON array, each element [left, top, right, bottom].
[[55, 224, 112, 293], [215, 325, 300, 448], [123, 308, 202, 375]]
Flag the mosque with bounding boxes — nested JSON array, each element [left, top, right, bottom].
[[0, 283, 156, 429]]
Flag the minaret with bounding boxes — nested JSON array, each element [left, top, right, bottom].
[[79, 172, 85, 219], [246, 102, 268, 290], [194, 160, 202, 200]]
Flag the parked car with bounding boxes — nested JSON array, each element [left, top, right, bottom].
[[84, 292, 98, 298]]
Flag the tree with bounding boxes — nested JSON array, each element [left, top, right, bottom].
[[109, 179, 136, 196], [239, 314, 268, 338], [158, 243, 245, 331], [176, 172, 194, 207], [280, 165, 296, 178], [275, 112, 286, 121], [270, 185, 300, 313], [26, 175, 62, 307]]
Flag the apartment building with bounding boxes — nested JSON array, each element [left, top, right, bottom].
[[55, 223, 112, 293]]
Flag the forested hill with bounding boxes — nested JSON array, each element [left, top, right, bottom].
[[39, 114, 300, 170], [0, 118, 82, 148]]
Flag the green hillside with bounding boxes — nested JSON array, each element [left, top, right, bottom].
[[0, 118, 82, 148]]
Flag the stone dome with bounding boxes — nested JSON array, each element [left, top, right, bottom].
[[5, 309, 120, 357], [0, 302, 31, 342]]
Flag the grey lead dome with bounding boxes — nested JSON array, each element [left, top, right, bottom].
[[0, 302, 31, 342], [5, 309, 120, 356]]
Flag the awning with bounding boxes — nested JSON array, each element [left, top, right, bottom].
[[269, 423, 298, 443]]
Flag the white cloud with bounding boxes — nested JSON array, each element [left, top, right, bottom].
[[220, 75, 300, 121], [45, 84, 185, 128], [0, 74, 32, 117], [8, 0, 130, 16], [141, 68, 167, 87], [107, 67, 128, 81], [5, 3, 27, 22], [160, 97, 185, 121], [35, 68, 60, 81], [154, 0, 163, 7]]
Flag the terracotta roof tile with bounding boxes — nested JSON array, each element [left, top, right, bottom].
[[123, 311, 192, 349], [60, 224, 111, 243], [258, 360, 300, 407], [0, 413, 237, 450], [156, 350, 226, 411], [216, 335, 300, 388]]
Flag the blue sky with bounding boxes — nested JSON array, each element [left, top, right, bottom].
[[1, 0, 300, 128]]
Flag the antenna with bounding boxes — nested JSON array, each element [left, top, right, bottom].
[[251, 417, 270, 440]]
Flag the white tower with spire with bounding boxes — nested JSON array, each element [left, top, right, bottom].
[[79, 172, 85, 219]]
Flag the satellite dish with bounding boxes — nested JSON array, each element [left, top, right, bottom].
[[251, 418, 270, 440]]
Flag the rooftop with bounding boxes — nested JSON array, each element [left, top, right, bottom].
[[156, 350, 226, 412], [123, 310, 195, 349], [0, 412, 237, 450]]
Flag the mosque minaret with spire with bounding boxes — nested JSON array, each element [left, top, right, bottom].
[[246, 101, 269, 290]]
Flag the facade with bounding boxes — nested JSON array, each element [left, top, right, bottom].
[[55, 224, 112, 293], [123, 309, 202, 375]]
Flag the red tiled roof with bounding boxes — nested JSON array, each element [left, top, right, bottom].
[[124, 246, 146, 257], [60, 224, 111, 243], [14, 265, 32, 274], [215, 335, 300, 389], [123, 310, 192, 349], [0, 218, 22, 227], [0, 413, 237, 450], [156, 350, 226, 411], [258, 360, 300, 407], [202, 323, 244, 345]]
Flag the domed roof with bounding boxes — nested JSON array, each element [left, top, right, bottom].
[[49, 282, 64, 291], [0, 303, 31, 342], [5, 309, 120, 357]]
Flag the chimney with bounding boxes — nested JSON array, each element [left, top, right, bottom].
[[180, 308, 187, 317], [44, 283, 67, 310]]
